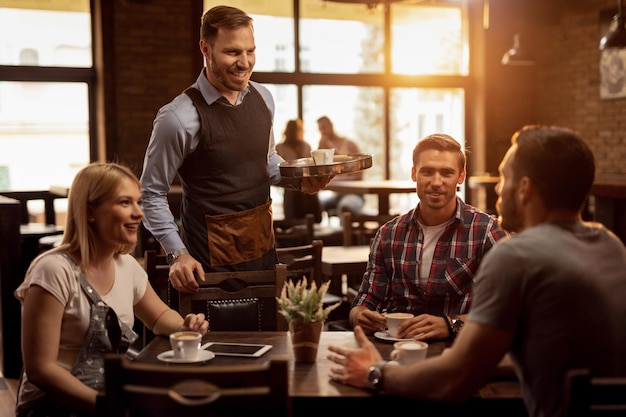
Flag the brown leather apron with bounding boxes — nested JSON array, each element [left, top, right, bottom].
[[206, 200, 275, 266]]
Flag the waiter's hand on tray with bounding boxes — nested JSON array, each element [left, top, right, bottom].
[[300, 174, 334, 194]]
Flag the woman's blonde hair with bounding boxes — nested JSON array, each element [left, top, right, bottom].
[[32, 162, 141, 272]]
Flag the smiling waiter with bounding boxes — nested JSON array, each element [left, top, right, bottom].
[[140, 6, 329, 294]]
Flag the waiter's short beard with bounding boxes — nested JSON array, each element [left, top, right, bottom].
[[209, 55, 249, 92]]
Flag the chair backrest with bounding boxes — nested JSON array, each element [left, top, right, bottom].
[[103, 353, 291, 417], [342, 211, 395, 246], [273, 213, 315, 248], [276, 239, 323, 287], [141, 250, 176, 346], [144, 250, 177, 308], [179, 264, 288, 331], [562, 368, 626, 417]]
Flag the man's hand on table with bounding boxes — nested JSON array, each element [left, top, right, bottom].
[[396, 314, 451, 341], [351, 308, 386, 334], [327, 326, 383, 389]]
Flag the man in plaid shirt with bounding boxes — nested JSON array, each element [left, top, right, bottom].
[[349, 133, 507, 341]]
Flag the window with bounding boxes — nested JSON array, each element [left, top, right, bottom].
[[0, 0, 92, 220], [300, 1, 385, 74]]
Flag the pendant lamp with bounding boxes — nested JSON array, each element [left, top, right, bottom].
[[501, 33, 535, 66], [600, 0, 626, 50]]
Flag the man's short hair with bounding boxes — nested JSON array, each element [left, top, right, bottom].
[[412, 133, 466, 173], [511, 125, 595, 211], [200, 5, 253, 46]]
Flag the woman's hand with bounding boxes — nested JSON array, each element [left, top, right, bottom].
[[181, 313, 209, 335]]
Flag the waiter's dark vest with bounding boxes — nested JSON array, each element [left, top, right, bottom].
[[179, 86, 276, 272]]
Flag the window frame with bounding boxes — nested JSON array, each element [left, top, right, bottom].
[[0, 1, 99, 164], [248, 0, 478, 180]]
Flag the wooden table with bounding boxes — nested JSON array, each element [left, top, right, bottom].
[[324, 180, 415, 215], [321, 245, 370, 295], [0, 188, 66, 225], [135, 331, 524, 416]]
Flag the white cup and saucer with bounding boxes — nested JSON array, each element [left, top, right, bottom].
[[374, 312, 415, 342], [157, 331, 215, 363]]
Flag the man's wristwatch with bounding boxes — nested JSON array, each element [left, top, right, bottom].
[[367, 360, 388, 391], [447, 314, 465, 339], [166, 248, 189, 265]]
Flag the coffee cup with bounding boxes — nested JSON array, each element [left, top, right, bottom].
[[385, 312, 414, 338], [169, 331, 202, 360], [311, 148, 335, 165], [390, 340, 428, 365]]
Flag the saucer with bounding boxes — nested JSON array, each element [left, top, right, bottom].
[[374, 331, 413, 343], [157, 349, 215, 364]]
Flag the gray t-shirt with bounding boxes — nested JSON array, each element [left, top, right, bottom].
[[469, 221, 626, 417]]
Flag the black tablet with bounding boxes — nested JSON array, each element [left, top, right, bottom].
[[202, 342, 273, 358]]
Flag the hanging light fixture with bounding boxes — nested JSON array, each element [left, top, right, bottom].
[[501, 33, 535, 66], [600, 0, 626, 49]]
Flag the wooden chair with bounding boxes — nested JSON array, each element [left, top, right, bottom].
[[179, 264, 288, 332], [276, 239, 323, 286], [341, 211, 396, 246], [141, 250, 178, 347], [144, 250, 177, 308], [562, 368, 626, 417], [103, 353, 291, 417], [273, 213, 315, 248], [276, 239, 343, 310]]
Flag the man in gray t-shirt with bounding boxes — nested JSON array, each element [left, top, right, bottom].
[[470, 221, 626, 417], [326, 125, 626, 417]]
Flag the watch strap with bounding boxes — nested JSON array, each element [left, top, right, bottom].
[[446, 314, 464, 339], [367, 360, 388, 391], [167, 248, 189, 265], [451, 315, 464, 333]]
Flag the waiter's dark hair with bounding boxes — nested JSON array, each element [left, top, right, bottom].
[[201, 5, 253, 46]]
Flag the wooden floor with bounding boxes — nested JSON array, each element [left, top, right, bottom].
[[0, 376, 18, 417]]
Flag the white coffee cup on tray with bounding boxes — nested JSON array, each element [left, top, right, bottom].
[[311, 148, 335, 165], [169, 331, 202, 360]]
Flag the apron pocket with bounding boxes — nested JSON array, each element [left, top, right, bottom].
[[206, 200, 274, 266]]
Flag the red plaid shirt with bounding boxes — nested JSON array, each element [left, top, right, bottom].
[[353, 198, 508, 316]]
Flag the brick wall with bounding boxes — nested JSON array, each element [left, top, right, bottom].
[[104, 0, 202, 176], [535, 0, 626, 178], [487, 0, 626, 178]]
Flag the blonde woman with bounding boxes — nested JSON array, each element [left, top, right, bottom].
[[15, 162, 208, 417]]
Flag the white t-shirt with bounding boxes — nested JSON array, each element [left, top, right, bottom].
[[14, 251, 148, 410], [417, 217, 454, 288]]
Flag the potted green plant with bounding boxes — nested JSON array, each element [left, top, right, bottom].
[[277, 278, 341, 363]]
